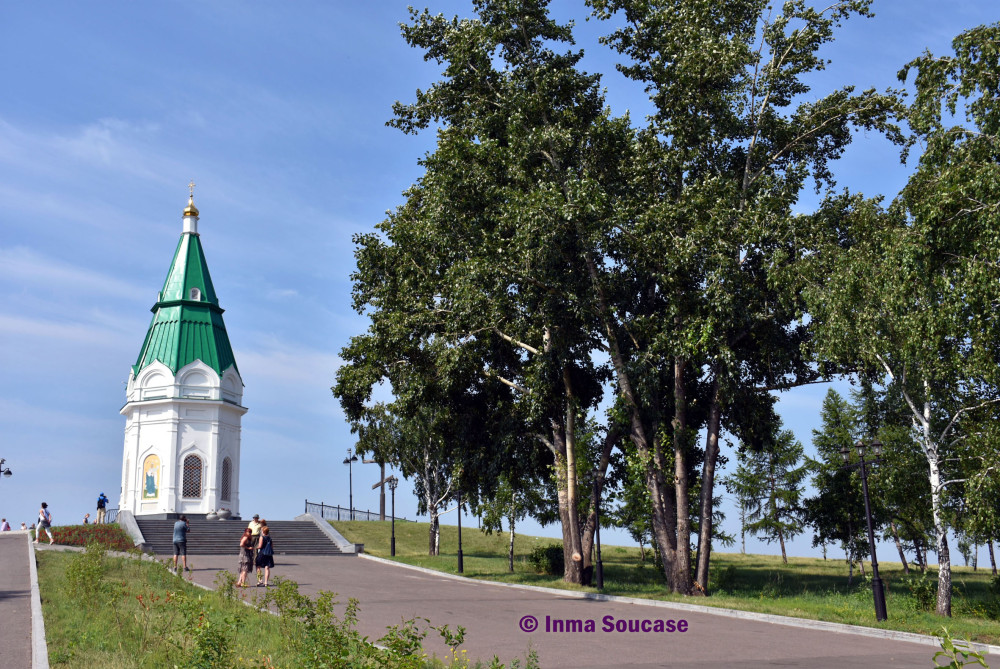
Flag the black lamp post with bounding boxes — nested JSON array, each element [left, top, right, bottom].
[[0, 458, 11, 479], [388, 476, 398, 557], [456, 489, 464, 574], [841, 439, 887, 621], [592, 469, 604, 590], [343, 449, 358, 521]]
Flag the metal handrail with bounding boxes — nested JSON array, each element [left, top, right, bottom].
[[304, 499, 415, 522]]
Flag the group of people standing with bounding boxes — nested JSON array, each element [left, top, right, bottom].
[[171, 512, 276, 587], [239, 513, 274, 587]]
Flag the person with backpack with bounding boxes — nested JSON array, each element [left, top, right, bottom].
[[96, 492, 109, 523], [255, 526, 275, 587], [35, 502, 54, 545]]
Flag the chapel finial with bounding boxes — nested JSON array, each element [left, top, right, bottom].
[[183, 180, 200, 218]]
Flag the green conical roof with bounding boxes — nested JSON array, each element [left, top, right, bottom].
[[132, 229, 240, 378]]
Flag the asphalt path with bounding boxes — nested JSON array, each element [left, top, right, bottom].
[[179, 553, 940, 668], [0, 532, 33, 669]]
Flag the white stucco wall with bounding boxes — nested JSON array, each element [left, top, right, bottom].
[[120, 361, 246, 516]]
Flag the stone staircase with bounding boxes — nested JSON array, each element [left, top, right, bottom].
[[133, 518, 352, 556]]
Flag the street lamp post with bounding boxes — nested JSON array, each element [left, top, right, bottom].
[[388, 476, 398, 557], [456, 489, 464, 574], [0, 458, 11, 479], [841, 439, 887, 622], [592, 469, 604, 590], [343, 449, 359, 521]]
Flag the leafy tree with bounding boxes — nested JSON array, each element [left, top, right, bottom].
[[336, 0, 631, 584], [725, 428, 809, 564], [803, 389, 872, 576], [585, 0, 901, 593], [807, 22, 1000, 615]]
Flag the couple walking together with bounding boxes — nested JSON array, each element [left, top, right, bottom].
[[238, 514, 274, 587]]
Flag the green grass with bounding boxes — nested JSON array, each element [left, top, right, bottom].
[[36, 545, 540, 668], [37, 548, 298, 668], [334, 520, 1000, 645]]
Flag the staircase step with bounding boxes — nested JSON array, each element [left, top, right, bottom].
[[133, 519, 352, 556]]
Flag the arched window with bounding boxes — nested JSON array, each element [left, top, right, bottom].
[[182, 455, 203, 498], [221, 457, 232, 502]]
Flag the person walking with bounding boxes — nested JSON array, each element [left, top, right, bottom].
[[247, 514, 262, 584], [172, 515, 191, 572], [237, 528, 254, 587], [0, 518, 10, 531], [255, 526, 275, 587], [34, 503, 54, 545], [96, 492, 109, 524]]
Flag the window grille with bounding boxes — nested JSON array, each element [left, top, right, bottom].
[[221, 457, 232, 501], [182, 455, 202, 498]]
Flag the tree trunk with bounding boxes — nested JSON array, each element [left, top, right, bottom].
[[845, 543, 853, 586], [915, 541, 926, 572], [989, 541, 996, 576], [927, 446, 952, 616], [508, 513, 515, 572], [778, 528, 787, 564], [694, 379, 722, 594], [973, 543, 978, 571], [671, 355, 693, 594], [891, 521, 910, 575], [859, 558, 866, 577], [429, 513, 440, 556], [561, 368, 585, 585], [588, 262, 678, 592]]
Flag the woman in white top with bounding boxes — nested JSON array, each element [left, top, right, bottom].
[[35, 502, 54, 545]]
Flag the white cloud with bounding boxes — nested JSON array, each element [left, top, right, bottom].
[[0, 247, 147, 302]]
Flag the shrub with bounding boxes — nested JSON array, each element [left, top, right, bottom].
[[904, 571, 938, 611], [527, 545, 564, 576], [990, 574, 1000, 597]]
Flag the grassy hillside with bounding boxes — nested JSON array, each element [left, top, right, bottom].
[[334, 519, 1000, 645]]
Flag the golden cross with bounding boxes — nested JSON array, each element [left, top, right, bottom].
[[188, 180, 196, 198]]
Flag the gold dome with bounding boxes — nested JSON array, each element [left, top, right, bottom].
[[183, 195, 199, 218]]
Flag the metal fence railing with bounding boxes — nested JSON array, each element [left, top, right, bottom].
[[105, 508, 119, 524], [305, 500, 416, 523]]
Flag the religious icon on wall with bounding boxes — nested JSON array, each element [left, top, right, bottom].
[[142, 454, 160, 499]]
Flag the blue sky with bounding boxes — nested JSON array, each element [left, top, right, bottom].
[[0, 2, 996, 565]]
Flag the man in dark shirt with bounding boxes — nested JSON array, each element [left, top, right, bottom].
[[96, 492, 109, 523], [173, 515, 190, 572]]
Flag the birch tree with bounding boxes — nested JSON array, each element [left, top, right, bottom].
[[807, 23, 1000, 616]]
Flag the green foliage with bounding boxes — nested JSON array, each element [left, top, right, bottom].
[[64, 541, 108, 607], [724, 428, 809, 561], [990, 575, 1000, 597], [905, 571, 940, 612], [527, 545, 565, 575], [933, 627, 990, 668]]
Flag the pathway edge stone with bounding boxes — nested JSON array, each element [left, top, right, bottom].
[[357, 553, 999, 656], [28, 539, 50, 669]]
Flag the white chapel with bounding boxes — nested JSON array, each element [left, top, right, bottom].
[[119, 190, 247, 518]]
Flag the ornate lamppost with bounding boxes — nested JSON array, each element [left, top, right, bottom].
[[343, 448, 358, 521], [387, 476, 398, 556], [841, 439, 887, 621], [591, 468, 604, 590]]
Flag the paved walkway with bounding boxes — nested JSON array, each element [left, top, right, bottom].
[[6, 536, 993, 667], [180, 553, 949, 668], [0, 532, 35, 669]]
